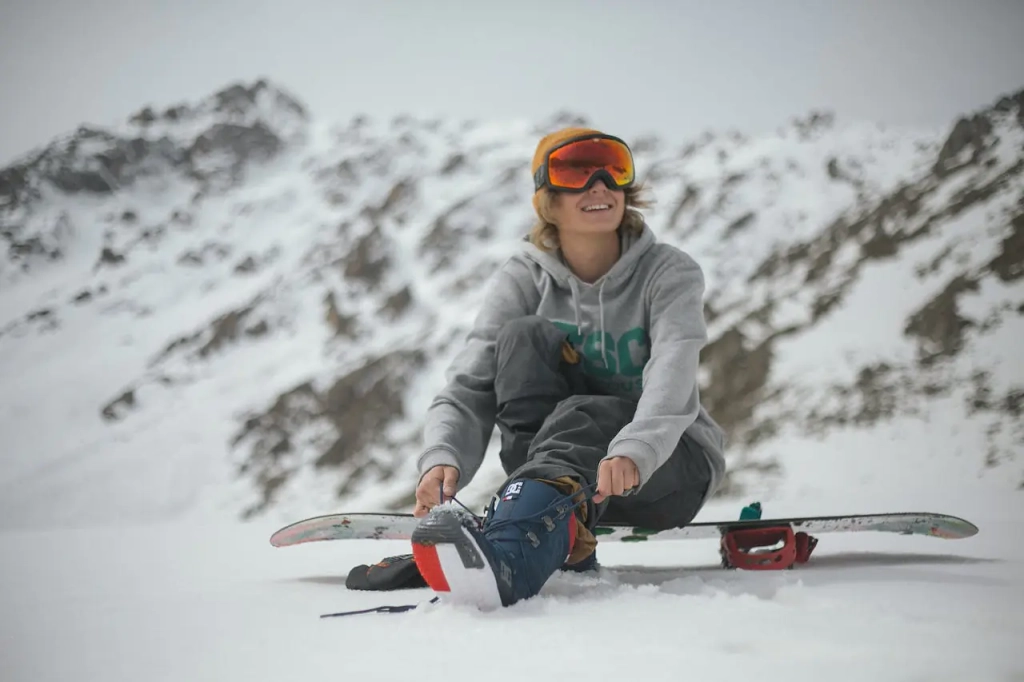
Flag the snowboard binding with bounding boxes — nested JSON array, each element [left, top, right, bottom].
[[719, 502, 818, 570]]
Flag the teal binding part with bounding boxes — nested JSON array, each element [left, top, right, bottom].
[[739, 501, 762, 520]]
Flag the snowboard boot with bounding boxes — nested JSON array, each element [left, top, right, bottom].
[[410, 478, 578, 609], [345, 554, 426, 591]]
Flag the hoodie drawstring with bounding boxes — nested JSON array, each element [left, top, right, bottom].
[[568, 277, 611, 370], [598, 279, 608, 368], [569, 279, 583, 339]]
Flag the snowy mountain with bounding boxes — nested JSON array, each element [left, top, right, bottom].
[[2, 80, 1023, 682], [1, 79, 1021, 531]]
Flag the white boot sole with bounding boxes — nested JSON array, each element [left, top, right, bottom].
[[412, 514, 505, 610]]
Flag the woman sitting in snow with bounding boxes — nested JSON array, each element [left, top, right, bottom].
[[349, 127, 727, 608]]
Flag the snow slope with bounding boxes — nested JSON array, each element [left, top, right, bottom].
[[1, 490, 1020, 682], [1, 81, 1020, 530]]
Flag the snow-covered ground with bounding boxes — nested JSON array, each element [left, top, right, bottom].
[[1, 483, 1020, 682]]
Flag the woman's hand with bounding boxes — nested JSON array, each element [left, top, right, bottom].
[[593, 456, 640, 504], [413, 465, 460, 517]]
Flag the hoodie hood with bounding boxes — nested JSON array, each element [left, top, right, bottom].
[[518, 221, 656, 292]]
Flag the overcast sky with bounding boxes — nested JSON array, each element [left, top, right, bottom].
[[1, 0, 1022, 165]]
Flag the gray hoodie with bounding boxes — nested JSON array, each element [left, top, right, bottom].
[[417, 221, 727, 499]]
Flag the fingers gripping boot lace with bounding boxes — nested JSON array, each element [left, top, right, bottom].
[[438, 480, 597, 540]]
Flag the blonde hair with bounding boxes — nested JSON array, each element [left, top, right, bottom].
[[528, 183, 654, 252]]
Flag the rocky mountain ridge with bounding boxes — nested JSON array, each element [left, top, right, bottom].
[[0, 80, 1020, 528]]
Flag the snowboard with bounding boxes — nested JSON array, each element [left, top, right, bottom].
[[269, 510, 978, 548]]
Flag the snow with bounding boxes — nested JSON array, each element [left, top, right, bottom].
[[1, 484, 1021, 682]]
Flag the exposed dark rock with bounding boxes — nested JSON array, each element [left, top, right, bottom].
[[367, 179, 416, 223], [810, 289, 844, 321], [245, 320, 269, 337], [967, 371, 995, 414], [826, 157, 841, 180], [315, 350, 425, 468], [324, 291, 357, 338], [934, 113, 994, 177], [177, 242, 231, 267], [991, 88, 1024, 127], [793, 110, 835, 139], [860, 225, 900, 259], [380, 286, 413, 319], [440, 154, 466, 175], [802, 361, 933, 437], [163, 105, 188, 121], [989, 213, 1024, 281], [848, 363, 901, 425], [213, 79, 308, 120], [178, 250, 203, 266], [725, 212, 756, 237], [699, 328, 774, 445], [418, 197, 479, 272], [342, 224, 391, 284], [186, 122, 282, 188], [904, 275, 980, 365], [932, 161, 1023, 229], [232, 349, 426, 517], [1005, 390, 1023, 419], [68, 128, 181, 194], [101, 389, 136, 421], [197, 308, 259, 357], [152, 298, 269, 364], [915, 245, 955, 279], [130, 106, 157, 126], [234, 256, 258, 273], [3, 211, 74, 270], [97, 247, 126, 268]]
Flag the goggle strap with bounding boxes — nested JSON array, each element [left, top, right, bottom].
[[534, 165, 547, 192], [545, 132, 630, 156]]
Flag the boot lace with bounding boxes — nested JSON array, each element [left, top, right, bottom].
[[440, 480, 598, 537]]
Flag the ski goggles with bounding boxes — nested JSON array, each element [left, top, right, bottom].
[[533, 134, 636, 193]]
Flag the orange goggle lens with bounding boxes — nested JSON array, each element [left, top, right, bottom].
[[537, 136, 635, 191]]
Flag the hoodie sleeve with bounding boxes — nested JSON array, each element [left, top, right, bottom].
[[606, 249, 709, 488], [417, 260, 534, 490]]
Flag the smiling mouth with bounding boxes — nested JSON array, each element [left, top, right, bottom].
[[581, 204, 611, 212]]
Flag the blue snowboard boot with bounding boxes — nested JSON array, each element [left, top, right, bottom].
[[411, 479, 578, 609]]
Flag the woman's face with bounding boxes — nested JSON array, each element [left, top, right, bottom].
[[548, 179, 626, 239]]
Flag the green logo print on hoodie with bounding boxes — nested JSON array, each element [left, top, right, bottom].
[[551, 320, 649, 393]]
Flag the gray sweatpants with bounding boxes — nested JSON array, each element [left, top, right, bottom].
[[492, 315, 712, 531]]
